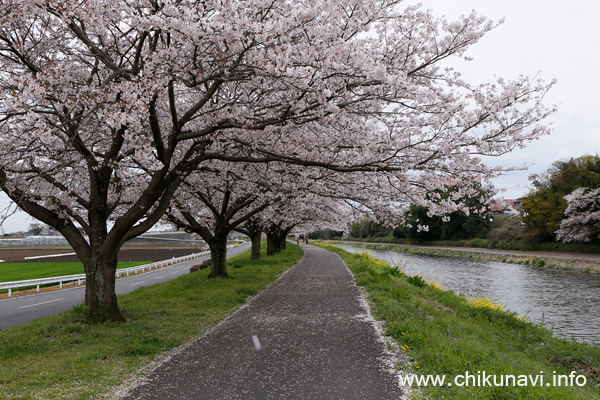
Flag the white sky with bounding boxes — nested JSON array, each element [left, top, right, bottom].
[[412, 0, 600, 198], [2, 1, 600, 232]]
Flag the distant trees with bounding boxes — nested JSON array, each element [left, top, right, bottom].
[[348, 183, 493, 241], [393, 204, 491, 241], [308, 230, 345, 240], [260, 194, 349, 255], [27, 223, 47, 235], [521, 155, 600, 242], [349, 220, 391, 239], [393, 183, 493, 241]]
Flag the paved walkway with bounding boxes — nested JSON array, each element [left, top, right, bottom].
[[122, 245, 404, 399]]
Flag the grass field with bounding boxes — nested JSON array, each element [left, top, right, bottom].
[[0, 242, 303, 399], [317, 243, 600, 400], [0, 261, 148, 283], [0, 241, 207, 263]]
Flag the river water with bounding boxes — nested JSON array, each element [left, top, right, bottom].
[[336, 244, 600, 344]]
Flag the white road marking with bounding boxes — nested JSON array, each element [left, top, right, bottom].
[[171, 271, 180, 275], [154, 276, 164, 280], [252, 335, 262, 351], [131, 281, 145, 286], [19, 298, 63, 309]]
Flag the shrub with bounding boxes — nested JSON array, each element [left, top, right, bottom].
[[536, 259, 546, 267], [407, 275, 428, 288], [486, 228, 509, 241], [467, 238, 489, 248], [190, 259, 211, 272], [387, 266, 405, 277]]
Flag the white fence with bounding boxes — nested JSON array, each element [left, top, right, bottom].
[[0, 249, 216, 297], [0, 236, 70, 246]]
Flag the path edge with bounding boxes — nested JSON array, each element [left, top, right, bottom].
[[104, 247, 308, 400], [327, 250, 413, 400]]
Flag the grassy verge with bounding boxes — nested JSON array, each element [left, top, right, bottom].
[[0, 261, 149, 282], [317, 243, 600, 399], [0, 261, 150, 296], [0, 242, 303, 399]]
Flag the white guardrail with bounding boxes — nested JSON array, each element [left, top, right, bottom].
[[0, 244, 239, 297]]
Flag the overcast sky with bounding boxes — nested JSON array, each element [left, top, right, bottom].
[[2, 1, 599, 233], [412, 0, 600, 198]]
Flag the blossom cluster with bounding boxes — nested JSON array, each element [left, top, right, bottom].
[[0, 0, 555, 249], [556, 187, 600, 243]]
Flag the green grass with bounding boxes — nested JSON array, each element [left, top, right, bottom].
[[317, 244, 600, 400], [0, 242, 303, 399], [0, 262, 148, 283], [0, 261, 151, 295]]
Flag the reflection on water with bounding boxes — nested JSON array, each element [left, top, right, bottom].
[[337, 244, 600, 344]]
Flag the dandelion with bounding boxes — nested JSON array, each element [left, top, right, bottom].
[[517, 314, 529, 322], [465, 295, 506, 312], [428, 280, 444, 291]]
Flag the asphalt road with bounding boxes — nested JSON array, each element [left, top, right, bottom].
[[121, 245, 405, 400], [0, 243, 250, 331]]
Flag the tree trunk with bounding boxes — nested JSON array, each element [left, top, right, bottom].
[[280, 234, 287, 250], [83, 251, 125, 323], [266, 232, 278, 255], [250, 233, 261, 260], [208, 237, 229, 278]]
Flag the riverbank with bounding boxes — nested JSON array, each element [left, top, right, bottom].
[[317, 243, 600, 399], [0, 243, 303, 399], [330, 240, 600, 274]]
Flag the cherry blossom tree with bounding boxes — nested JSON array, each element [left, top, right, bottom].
[[164, 161, 288, 278], [166, 161, 351, 277], [0, 0, 555, 322], [236, 217, 263, 261], [556, 187, 600, 243], [235, 187, 354, 260], [260, 193, 351, 255]]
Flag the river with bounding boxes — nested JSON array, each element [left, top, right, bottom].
[[336, 244, 600, 344]]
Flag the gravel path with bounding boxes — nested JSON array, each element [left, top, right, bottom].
[[121, 245, 405, 400]]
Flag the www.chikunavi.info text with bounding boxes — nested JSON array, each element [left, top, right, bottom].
[[399, 371, 587, 387]]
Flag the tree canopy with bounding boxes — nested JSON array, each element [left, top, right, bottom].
[[0, 0, 555, 322], [556, 187, 600, 243], [392, 182, 493, 241], [521, 155, 600, 242]]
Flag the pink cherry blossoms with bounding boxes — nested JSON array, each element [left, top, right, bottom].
[[0, 0, 556, 321], [556, 187, 600, 243]]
